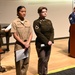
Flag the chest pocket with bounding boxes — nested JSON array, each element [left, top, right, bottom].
[[16, 25, 24, 33], [25, 25, 30, 33], [40, 22, 51, 33]]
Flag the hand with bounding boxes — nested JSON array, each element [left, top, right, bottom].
[[23, 41, 30, 49], [48, 41, 52, 45], [25, 41, 30, 48]]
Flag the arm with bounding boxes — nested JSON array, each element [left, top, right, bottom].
[[13, 31, 31, 49], [13, 32, 25, 46], [69, 13, 75, 25], [26, 32, 33, 47], [33, 21, 49, 45], [11, 22, 26, 48], [5, 23, 12, 32], [49, 21, 54, 43], [12, 22, 32, 49]]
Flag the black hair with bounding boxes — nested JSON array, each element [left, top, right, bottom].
[[17, 6, 26, 16], [38, 6, 47, 13]]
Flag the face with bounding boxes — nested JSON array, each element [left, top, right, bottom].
[[18, 8, 26, 19], [39, 9, 47, 18]]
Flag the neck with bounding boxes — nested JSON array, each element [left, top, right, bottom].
[[39, 17, 45, 19], [18, 17, 24, 21]]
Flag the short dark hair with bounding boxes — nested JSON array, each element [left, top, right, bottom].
[[38, 6, 47, 13]]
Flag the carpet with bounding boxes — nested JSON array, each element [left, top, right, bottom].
[[48, 66, 75, 75]]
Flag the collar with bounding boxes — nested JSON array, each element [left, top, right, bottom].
[[39, 17, 45, 19], [17, 18, 28, 24]]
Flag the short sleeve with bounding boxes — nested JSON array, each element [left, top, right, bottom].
[[11, 22, 17, 33]]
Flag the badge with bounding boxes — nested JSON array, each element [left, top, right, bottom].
[[70, 17, 72, 20], [35, 25, 39, 29]]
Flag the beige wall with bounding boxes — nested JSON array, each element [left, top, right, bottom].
[[0, 0, 72, 43]]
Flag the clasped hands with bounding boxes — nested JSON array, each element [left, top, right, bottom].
[[23, 41, 30, 49]]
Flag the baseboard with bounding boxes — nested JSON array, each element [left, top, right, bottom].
[[2, 37, 69, 45], [54, 37, 69, 40], [32, 37, 69, 42]]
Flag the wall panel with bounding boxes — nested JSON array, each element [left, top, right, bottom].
[[0, 0, 72, 43]]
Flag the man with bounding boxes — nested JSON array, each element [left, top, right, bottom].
[[68, 7, 75, 53], [69, 7, 75, 25]]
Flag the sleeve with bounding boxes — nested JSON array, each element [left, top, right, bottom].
[[49, 21, 54, 43], [33, 21, 49, 45], [69, 14, 74, 25], [11, 22, 17, 33], [29, 23, 32, 34]]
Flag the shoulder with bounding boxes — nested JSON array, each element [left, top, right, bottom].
[[12, 18, 20, 25], [69, 13, 72, 17], [33, 19, 40, 28], [13, 18, 19, 23], [46, 19, 51, 21], [33, 19, 39, 27], [69, 12, 74, 17], [33, 19, 39, 23], [25, 19, 30, 23], [46, 19, 52, 23], [12, 18, 21, 27]]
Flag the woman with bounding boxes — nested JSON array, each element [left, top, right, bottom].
[[11, 6, 32, 75], [33, 6, 54, 75]]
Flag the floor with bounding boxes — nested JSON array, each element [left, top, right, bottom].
[[0, 38, 75, 75]]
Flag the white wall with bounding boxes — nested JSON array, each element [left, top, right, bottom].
[[0, 0, 72, 43]]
